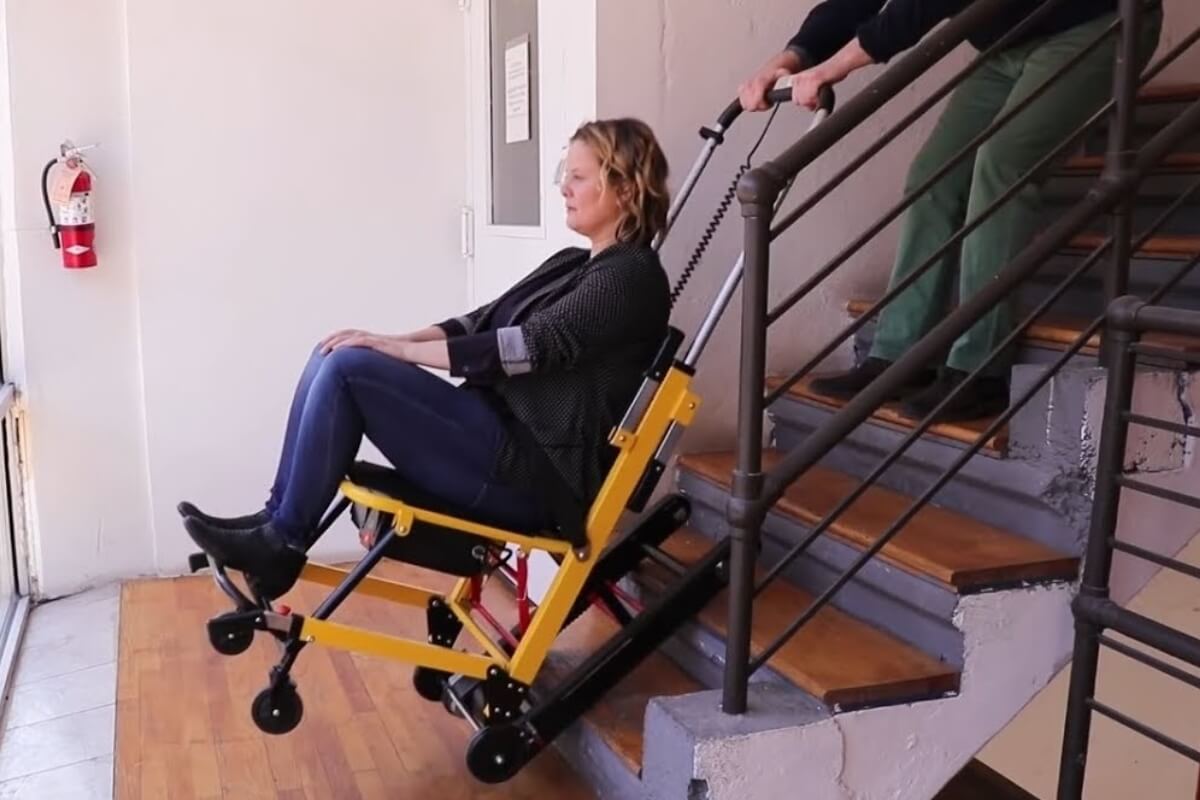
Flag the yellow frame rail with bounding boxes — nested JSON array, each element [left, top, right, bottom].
[[283, 365, 700, 687]]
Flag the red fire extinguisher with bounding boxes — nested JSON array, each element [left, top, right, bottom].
[[41, 141, 99, 269]]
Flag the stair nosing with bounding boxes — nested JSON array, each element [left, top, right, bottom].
[[677, 451, 1079, 592], [767, 375, 1008, 456], [1137, 83, 1200, 104], [638, 529, 961, 708], [845, 298, 1200, 356], [1061, 152, 1200, 175]]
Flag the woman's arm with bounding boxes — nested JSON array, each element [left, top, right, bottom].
[[325, 331, 452, 369], [441, 251, 669, 385], [399, 325, 450, 343], [320, 325, 446, 354]]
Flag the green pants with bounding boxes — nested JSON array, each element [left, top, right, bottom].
[[870, 9, 1163, 375]]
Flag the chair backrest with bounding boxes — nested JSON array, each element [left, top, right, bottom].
[[582, 326, 699, 543]]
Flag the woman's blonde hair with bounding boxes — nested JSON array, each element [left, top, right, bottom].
[[570, 118, 670, 247]]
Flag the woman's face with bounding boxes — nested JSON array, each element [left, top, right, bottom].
[[560, 140, 623, 243]]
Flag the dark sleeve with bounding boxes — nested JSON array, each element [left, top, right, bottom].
[[786, 0, 887, 66], [434, 246, 583, 339], [447, 250, 669, 385], [855, 0, 970, 63], [434, 305, 488, 338], [445, 330, 505, 380]]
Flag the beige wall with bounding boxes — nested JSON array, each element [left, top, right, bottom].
[[598, 0, 962, 449], [981, 533, 1200, 798], [598, 0, 1200, 451], [598, 3, 1200, 793]]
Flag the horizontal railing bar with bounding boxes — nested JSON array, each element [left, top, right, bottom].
[[1087, 699, 1200, 763], [1110, 538, 1200, 582]]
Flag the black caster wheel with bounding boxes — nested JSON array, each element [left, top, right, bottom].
[[466, 724, 535, 784], [441, 685, 465, 718], [208, 613, 254, 656], [442, 677, 483, 719], [251, 684, 304, 735], [413, 666, 451, 702]]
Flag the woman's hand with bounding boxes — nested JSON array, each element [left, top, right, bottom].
[[324, 331, 408, 359], [319, 328, 374, 353], [323, 331, 451, 370]]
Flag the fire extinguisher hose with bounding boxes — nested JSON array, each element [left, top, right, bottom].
[[40, 158, 61, 250]]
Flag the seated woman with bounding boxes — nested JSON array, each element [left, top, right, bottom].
[[181, 118, 672, 600]]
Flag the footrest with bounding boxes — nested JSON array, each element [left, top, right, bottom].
[[208, 609, 265, 640], [188, 552, 210, 573]]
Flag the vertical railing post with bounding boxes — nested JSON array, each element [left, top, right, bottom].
[[722, 166, 779, 715], [1057, 296, 1142, 799], [1100, 0, 1143, 360]]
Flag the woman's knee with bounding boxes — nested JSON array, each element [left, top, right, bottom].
[[320, 346, 423, 387]]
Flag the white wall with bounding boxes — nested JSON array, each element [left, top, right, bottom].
[[0, 1, 469, 595], [124, 0, 468, 576], [0, 0, 153, 598]]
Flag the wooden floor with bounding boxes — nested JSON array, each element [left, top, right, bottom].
[[115, 563, 596, 799]]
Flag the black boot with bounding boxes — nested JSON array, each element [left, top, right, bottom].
[[177, 501, 271, 530], [809, 357, 935, 402], [183, 517, 307, 600], [898, 368, 1009, 423]]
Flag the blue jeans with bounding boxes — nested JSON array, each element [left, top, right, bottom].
[[266, 347, 549, 546]]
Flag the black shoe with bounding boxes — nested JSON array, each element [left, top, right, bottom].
[[183, 517, 307, 600], [177, 501, 271, 530], [809, 357, 935, 402], [898, 368, 1009, 423]]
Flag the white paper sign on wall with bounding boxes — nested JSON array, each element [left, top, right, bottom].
[[504, 34, 531, 144]]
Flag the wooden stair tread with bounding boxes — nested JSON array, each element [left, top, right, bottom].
[[1068, 232, 1200, 259], [1031, 314, 1200, 354], [678, 450, 1078, 591], [535, 603, 703, 775], [1062, 152, 1200, 173], [1138, 83, 1200, 104], [768, 374, 1007, 455], [647, 529, 959, 707], [846, 298, 1200, 355]]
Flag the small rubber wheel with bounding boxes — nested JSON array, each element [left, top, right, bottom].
[[208, 613, 253, 656], [442, 677, 483, 719], [441, 685, 465, 718], [413, 666, 451, 702], [251, 685, 304, 735], [466, 724, 532, 784]]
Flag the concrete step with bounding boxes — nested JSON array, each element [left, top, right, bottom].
[[1044, 156, 1200, 239], [676, 451, 1078, 667], [1082, 83, 1200, 154], [1021, 234, 1200, 316], [766, 377, 1093, 558], [631, 528, 960, 710], [846, 296, 1200, 364]]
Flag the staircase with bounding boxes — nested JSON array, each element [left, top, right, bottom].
[[526, 72, 1200, 800]]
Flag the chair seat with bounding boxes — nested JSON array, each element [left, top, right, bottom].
[[347, 461, 545, 536]]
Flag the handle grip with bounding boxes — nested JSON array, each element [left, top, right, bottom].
[[715, 83, 836, 130], [766, 82, 837, 113]]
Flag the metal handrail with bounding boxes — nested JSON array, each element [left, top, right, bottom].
[[722, 0, 1200, 717], [1058, 301, 1200, 798], [754, 175, 1200, 598]]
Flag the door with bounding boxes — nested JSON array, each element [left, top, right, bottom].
[[463, 0, 596, 599]]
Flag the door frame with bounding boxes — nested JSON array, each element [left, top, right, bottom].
[[462, 0, 596, 307]]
